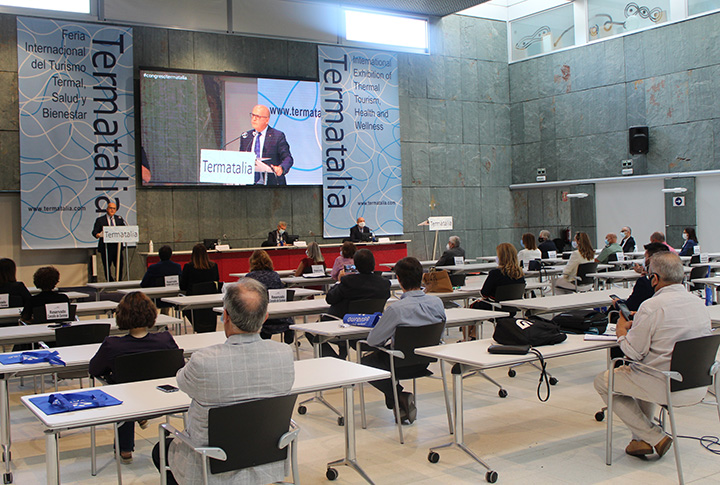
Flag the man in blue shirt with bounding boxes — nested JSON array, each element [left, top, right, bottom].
[[363, 257, 446, 424]]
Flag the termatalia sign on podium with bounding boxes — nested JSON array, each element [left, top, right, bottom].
[[103, 225, 139, 244], [428, 216, 453, 231]]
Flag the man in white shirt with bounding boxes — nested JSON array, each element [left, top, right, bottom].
[[594, 252, 711, 459]]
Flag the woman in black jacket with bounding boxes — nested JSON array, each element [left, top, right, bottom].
[[180, 244, 220, 333]]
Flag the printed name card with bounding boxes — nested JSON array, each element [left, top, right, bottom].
[[547, 251, 557, 259], [700, 253, 709, 264], [268, 289, 288, 303], [453, 256, 464, 265], [311, 265, 325, 275], [694, 245, 701, 255], [46, 303, 69, 321], [0, 294, 8, 309], [616, 253, 625, 261], [164, 275, 179, 287]]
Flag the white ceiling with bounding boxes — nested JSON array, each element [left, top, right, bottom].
[[460, 0, 572, 21]]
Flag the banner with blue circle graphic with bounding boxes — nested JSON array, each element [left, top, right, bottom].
[[318, 45, 402, 238], [17, 17, 135, 250]]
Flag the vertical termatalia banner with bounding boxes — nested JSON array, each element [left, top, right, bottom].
[[17, 17, 135, 249], [318, 45, 402, 238]]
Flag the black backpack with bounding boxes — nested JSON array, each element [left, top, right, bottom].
[[551, 310, 608, 334], [493, 316, 567, 347]]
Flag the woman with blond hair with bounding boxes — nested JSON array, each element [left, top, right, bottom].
[[553, 232, 595, 294], [294, 241, 326, 276]]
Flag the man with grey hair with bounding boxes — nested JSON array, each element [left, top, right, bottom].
[[620, 226, 636, 253], [154, 278, 294, 484], [435, 235, 465, 267], [537, 230, 558, 258], [594, 252, 711, 460]]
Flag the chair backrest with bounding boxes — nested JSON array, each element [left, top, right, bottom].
[[608, 253, 618, 262], [392, 321, 446, 368], [55, 323, 110, 347], [448, 273, 466, 287], [494, 283, 526, 302], [33, 304, 77, 324], [669, 334, 720, 392], [113, 348, 185, 384], [189, 281, 222, 296], [690, 255, 701, 265], [347, 298, 387, 314], [207, 394, 298, 474], [689, 266, 709, 281], [576, 262, 598, 285], [0, 293, 23, 309]]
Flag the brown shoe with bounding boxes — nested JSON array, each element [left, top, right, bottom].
[[137, 419, 149, 430], [655, 436, 673, 458], [625, 439, 653, 457], [120, 451, 133, 464]]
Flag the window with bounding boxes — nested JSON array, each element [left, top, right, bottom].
[[344, 9, 428, 51], [510, 4, 575, 61], [688, 0, 720, 15], [0, 0, 89, 14], [588, 0, 669, 40]]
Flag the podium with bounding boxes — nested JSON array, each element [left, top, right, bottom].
[[102, 225, 139, 281]]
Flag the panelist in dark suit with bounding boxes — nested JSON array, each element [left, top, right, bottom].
[[264, 221, 290, 247], [140, 245, 182, 288], [92, 201, 126, 281], [238, 105, 294, 185], [349, 217, 372, 242]]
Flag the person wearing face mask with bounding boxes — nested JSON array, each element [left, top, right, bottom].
[[552, 232, 595, 294], [331, 241, 357, 281], [265, 221, 290, 247], [294, 241, 326, 276], [435, 235, 465, 267], [537, 230, 559, 258], [678, 227, 699, 256], [349, 217, 372, 242], [595, 233, 622, 264], [613, 243, 668, 314], [594, 252, 711, 460], [619, 226, 636, 253], [517, 233, 542, 266]]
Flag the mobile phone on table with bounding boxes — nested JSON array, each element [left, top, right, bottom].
[[156, 384, 179, 393]]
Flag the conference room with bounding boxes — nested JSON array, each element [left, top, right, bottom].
[[1, 0, 720, 484]]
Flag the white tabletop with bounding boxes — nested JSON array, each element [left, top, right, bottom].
[[587, 269, 643, 281], [0, 314, 181, 347], [280, 276, 335, 287], [707, 305, 720, 325], [161, 288, 322, 311], [415, 334, 616, 370], [0, 300, 118, 324], [86, 280, 143, 291], [502, 288, 632, 312], [21, 358, 389, 430], [26, 289, 89, 300], [117, 286, 181, 297], [692, 276, 720, 286], [435, 262, 498, 273], [230, 270, 296, 278]]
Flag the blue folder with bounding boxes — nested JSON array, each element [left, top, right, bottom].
[[29, 390, 123, 415]]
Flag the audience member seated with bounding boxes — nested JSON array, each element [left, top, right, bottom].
[[613, 243, 670, 314], [517, 233, 542, 266], [620, 226, 636, 253], [89, 292, 178, 464], [537, 230, 558, 258], [294, 241, 326, 276], [0, 258, 31, 310], [316, 249, 391, 359], [180, 243, 220, 333], [152, 279, 294, 485], [21, 266, 69, 322], [435, 235, 465, 267], [650, 231, 677, 254], [362, 257, 446, 424], [595, 233, 622, 264], [245, 250, 293, 344], [678, 227, 699, 256], [594, 252, 711, 459], [552, 232, 595, 294], [140, 245, 182, 287], [330, 241, 357, 281]]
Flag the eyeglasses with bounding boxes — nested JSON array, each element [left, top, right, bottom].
[[249, 113, 268, 120]]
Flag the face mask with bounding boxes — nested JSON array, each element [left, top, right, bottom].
[[620, 231, 626, 238], [604, 239, 609, 246], [494, 256, 499, 265], [278, 229, 285, 234], [306, 251, 310, 257], [446, 244, 451, 251], [682, 233, 688, 240], [520, 240, 525, 248], [572, 240, 578, 249], [358, 222, 365, 228]]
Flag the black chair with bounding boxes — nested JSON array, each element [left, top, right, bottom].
[[55, 323, 110, 347], [605, 334, 720, 484], [688, 265, 709, 294], [110, 348, 186, 481], [31, 303, 77, 324], [689, 255, 701, 265], [574, 262, 598, 292], [357, 321, 449, 444], [185, 281, 222, 333], [448, 273, 466, 287], [160, 394, 300, 485], [607, 253, 618, 262]]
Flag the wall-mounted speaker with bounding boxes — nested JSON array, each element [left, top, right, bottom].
[[629, 126, 649, 155]]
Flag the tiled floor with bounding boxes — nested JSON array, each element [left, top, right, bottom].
[[7, 327, 720, 484]]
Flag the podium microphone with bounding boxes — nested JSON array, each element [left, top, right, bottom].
[[221, 132, 246, 149]]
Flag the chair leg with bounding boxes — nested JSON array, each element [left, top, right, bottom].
[[606, 370, 615, 466], [113, 423, 123, 485], [439, 362, 453, 434], [290, 436, 300, 484], [665, 392, 684, 485]]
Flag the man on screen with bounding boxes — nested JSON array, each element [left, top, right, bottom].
[[239, 104, 294, 185]]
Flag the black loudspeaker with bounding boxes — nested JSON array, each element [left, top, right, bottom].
[[629, 126, 649, 154]]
